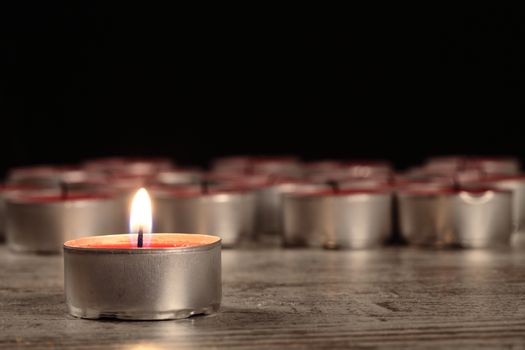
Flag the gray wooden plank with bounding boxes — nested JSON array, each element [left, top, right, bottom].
[[1, 245, 525, 349]]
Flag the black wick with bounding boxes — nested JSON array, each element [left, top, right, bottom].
[[326, 180, 340, 194], [137, 226, 143, 248]]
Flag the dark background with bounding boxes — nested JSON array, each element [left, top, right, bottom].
[[1, 5, 524, 176]]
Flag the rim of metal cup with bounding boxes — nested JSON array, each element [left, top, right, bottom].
[[64, 233, 222, 254]]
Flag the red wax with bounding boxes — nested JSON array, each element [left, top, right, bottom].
[[475, 174, 525, 182], [64, 233, 220, 250], [328, 188, 392, 195], [84, 242, 204, 249]]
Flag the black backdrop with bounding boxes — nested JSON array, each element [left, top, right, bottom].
[[1, 5, 524, 176]]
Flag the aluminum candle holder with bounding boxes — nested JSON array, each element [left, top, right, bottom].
[[283, 190, 327, 247], [462, 175, 525, 246], [6, 193, 122, 253], [452, 187, 513, 248], [1, 185, 53, 240], [283, 188, 392, 249], [153, 187, 256, 247], [396, 185, 455, 247], [256, 181, 326, 235], [327, 188, 392, 249], [64, 234, 221, 320]]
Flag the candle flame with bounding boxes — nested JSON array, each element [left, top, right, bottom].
[[130, 188, 152, 235]]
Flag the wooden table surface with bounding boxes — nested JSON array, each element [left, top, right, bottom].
[[1, 243, 525, 349]]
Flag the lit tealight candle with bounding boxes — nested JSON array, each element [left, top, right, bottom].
[[63, 188, 221, 320]]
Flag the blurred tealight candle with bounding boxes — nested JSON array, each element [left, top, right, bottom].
[[255, 179, 325, 235], [63, 188, 222, 320], [462, 175, 525, 247], [6, 191, 122, 253], [1, 184, 49, 240], [152, 184, 256, 247], [453, 187, 512, 248], [396, 183, 456, 247], [283, 187, 392, 249]]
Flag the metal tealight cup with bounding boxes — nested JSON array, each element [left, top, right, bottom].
[[64, 233, 221, 320], [452, 188, 513, 248]]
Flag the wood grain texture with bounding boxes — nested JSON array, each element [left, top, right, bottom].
[[1, 244, 525, 349]]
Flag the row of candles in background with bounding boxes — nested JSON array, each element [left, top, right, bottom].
[[0, 155, 523, 253]]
